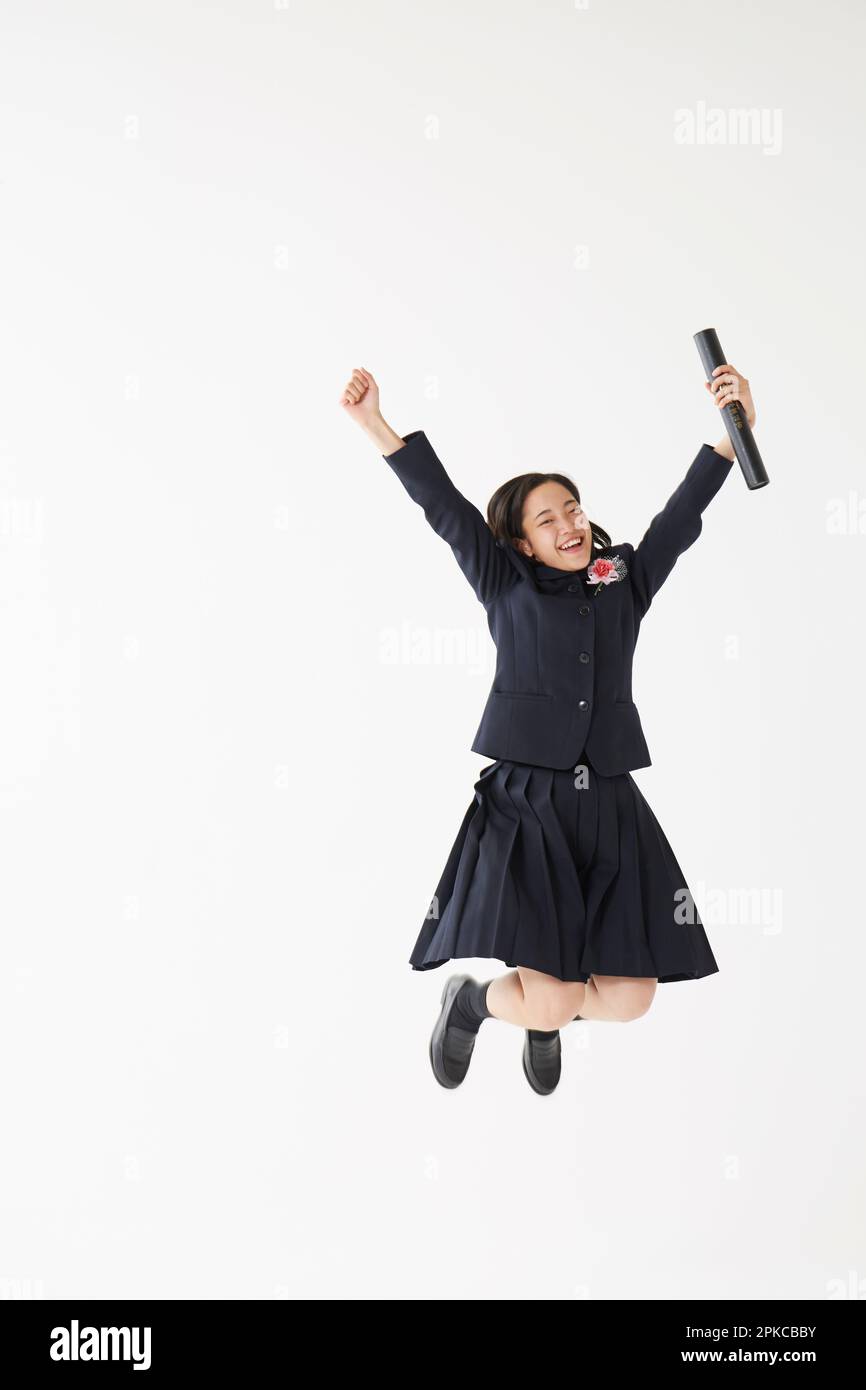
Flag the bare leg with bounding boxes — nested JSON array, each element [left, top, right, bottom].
[[578, 974, 657, 1021], [486, 970, 657, 1026], [486, 967, 586, 1030]]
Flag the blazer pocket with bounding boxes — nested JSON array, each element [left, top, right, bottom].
[[493, 689, 553, 700]]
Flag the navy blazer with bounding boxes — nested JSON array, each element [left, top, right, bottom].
[[383, 431, 735, 774]]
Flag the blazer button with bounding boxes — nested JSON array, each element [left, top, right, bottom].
[[579, 651, 590, 663], [567, 583, 579, 592], [577, 699, 589, 711], [578, 604, 590, 615]]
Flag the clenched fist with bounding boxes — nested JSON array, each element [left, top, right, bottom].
[[339, 367, 406, 455], [705, 363, 756, 429], [340, 367, 380, 423]]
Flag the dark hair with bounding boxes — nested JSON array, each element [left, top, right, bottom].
[[486, 471, 611, 563]]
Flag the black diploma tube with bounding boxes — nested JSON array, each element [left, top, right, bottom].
[[694, 327, 769, 490]]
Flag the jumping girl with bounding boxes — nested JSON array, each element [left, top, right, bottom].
[[340, 363, 755, 1096]]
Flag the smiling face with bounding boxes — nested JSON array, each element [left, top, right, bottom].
[[516, 480, 591, 570]]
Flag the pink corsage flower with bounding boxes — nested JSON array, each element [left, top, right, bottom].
[[586, 553, 628, 595]]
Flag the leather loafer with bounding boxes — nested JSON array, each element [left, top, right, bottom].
[[522, 1029, 562, 1095], [429, 973, 481, 1089]]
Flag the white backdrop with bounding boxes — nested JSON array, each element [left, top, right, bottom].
[[1, 0, 863, 1300]]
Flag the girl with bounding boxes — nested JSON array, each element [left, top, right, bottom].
[[340, 363, 755, 1096]]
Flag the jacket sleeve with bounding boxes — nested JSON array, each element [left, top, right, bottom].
[[626, 443, 735, 619], [382, 430, 520, 608]]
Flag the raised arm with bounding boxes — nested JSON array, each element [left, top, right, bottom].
[[626, 362, 755, 619], [381, 431, 519, 607], [340, 367, 518, 608], [626, 443, 735, 619]]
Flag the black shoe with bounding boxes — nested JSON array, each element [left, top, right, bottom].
[[429, 973, 482, 1089], [522, 1029, 562, 1095]]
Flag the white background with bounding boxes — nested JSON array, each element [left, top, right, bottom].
[[1, 0, 863, 1300]]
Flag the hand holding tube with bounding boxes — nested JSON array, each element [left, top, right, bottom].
[[694, 327, 769, 489]]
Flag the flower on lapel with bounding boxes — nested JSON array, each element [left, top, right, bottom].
[[586, 553, 628, 595]]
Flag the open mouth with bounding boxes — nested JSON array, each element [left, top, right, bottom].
[[558, 534, 586, 553]]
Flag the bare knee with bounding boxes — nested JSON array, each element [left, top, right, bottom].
[[520, 974, 585, 1030], [595, 977, 657, 1021], [528, 998, 582, 1030]]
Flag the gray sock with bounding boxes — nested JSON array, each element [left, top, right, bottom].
[[450, 978, 494, 1033]]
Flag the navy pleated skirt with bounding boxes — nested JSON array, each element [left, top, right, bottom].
[[409, 757, 719, 984]]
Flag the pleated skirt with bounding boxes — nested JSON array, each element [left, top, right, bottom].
[[409, 757, 719, 984]]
